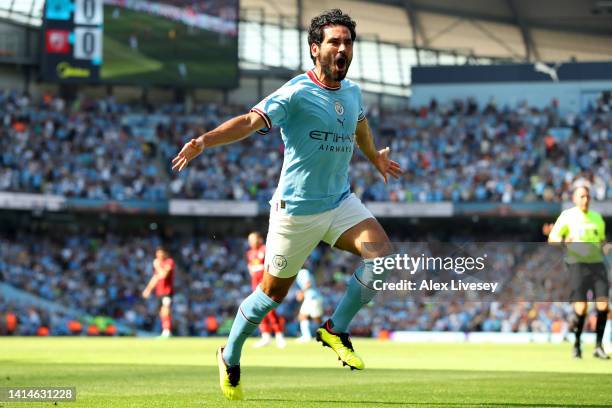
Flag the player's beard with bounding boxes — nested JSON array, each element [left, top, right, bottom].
[[320, 52, 351, 82]]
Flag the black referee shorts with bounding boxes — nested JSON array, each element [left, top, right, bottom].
[[567, 262, 609, 302]]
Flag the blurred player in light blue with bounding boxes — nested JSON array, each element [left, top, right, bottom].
[[295, 269, 323, 342]]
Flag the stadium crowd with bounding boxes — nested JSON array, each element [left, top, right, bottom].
[[0, 230, 588, 337], [1, 89, 610, 204]]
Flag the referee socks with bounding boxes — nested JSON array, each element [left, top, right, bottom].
[[223, 286, 280, 366], [571, 312, 586, 346], [596, 309, 608, 346]]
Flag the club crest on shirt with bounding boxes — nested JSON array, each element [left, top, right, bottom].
[[272, 255, 288, 270], [334, 101, 344, 115]]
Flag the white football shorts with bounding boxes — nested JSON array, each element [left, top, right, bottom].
[[299, 295, 323, 318], [264, 193, 373, 279]]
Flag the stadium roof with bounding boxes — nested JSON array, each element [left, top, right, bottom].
[[242, 0, 612, 62], [0, 0, 43, 27], [3, 0, 611, 62]]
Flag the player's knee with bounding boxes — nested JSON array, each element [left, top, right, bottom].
[[361, 237, 394, 259], [595, 299, 609, 312], [260, 282, 289, 303], [574, 302, 587, 315], [260, 271, 295, 303]]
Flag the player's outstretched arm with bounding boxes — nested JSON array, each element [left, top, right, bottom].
[[355, 118, 403, 184], [172, 111, 266, 172]]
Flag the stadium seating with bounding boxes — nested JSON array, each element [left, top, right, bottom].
[[1, 89, 609, 203], [0, 230, 582, 337]]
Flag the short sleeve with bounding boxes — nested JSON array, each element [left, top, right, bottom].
[[549, 212, 569, 241], [251, 85, 294, 135], [357, 87, 365, 122]]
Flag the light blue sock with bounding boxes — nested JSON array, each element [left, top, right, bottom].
[[222, 286, 279, 366], [330, 256, 393, 333]]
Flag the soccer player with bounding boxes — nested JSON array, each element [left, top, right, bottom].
[[172, 9, 401, 400], [545, 186, 610, 359], [142, 247, 175, 338], [246, 231, 286, 348], [295, 268, 323, 342]]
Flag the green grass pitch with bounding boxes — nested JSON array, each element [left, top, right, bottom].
[[101, 6, 237, 87], [1, 337, 611, 407]]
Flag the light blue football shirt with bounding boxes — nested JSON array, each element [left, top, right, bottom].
[[296, 268, 316, 290], [296, 268, 321, 301], [251, 69, 365, 215]]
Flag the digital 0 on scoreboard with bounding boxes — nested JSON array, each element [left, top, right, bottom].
[[41, 0, 103, 83]]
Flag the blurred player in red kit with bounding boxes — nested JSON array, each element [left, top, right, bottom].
[[142, 246, 175, 338], [247, 232, 286, 348]]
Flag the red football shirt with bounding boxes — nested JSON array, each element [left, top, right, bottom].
[[155, 258, 175, 296], [247, 245, 265, 289]]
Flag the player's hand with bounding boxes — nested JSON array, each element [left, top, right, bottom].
[[374, 147, 402, 184], [542, 223, 554, 236], [142, 289, 151, 299], [603, 243, 612, 256], [171, 138, 204, 172]]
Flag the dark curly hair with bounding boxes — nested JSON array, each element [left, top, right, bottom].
[[307, 9, 356, 64]]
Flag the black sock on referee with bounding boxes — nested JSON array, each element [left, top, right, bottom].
[[596, 309, 608, 347], [572, 313, 586, 346]]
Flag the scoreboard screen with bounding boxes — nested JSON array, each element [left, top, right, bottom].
[[41, 0, 103, 82], [41, 0, 239, 88], [101, 0, 238, 88]]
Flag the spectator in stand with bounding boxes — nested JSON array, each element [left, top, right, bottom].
[[0, 230, 585, 337], [1, 89, 609, 204]]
